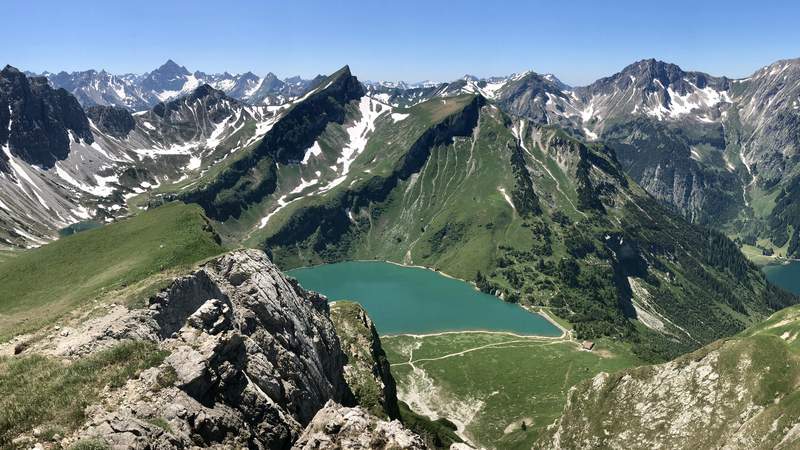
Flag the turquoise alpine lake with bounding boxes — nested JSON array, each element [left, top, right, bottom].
[[287, 261, 561, 336], [764, 261, 800, 295]]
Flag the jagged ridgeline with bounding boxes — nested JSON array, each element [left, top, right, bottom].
[[173, 66, 794, 361], [180, 66, 366, 220]]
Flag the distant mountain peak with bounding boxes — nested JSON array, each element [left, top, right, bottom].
[[188, 83, 229, 100], [161, 59, 182, 68], [2, 64, 21, 75], [153, 59, 190, 76]]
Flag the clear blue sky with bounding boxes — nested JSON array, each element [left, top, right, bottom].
[[4, 0, 799, 86]]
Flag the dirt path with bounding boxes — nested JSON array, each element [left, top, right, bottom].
[[387, 329, 573, 368]]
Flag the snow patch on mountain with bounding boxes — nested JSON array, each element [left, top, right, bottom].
[[302, 141, 323, 164], [318, 96, 387, 193]]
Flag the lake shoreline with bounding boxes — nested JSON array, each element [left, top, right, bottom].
[[291, 258, 568, 334], [290, 260, 563, 337], [288, 258, 474, 286], [383, 327, 565, 340]]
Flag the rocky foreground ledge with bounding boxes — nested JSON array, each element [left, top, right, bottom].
[[7, 249, 434, 449]]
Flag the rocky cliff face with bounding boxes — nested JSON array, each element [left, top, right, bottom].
[[86, 105, 135, 138], [14, 248, 426, 449], [59, 249, 350, 448], [1, 65, 93, 169], [601, 117, 742, 225], [732, 58, 800, 186], [541, 305, 800, 450], [329, 301, 401, 420]]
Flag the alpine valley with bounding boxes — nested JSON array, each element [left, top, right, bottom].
[[1, 56, 800, 450]]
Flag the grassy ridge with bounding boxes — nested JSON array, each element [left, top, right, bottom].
[[0, 202, 224, 341], [543, 304, 800, 449]]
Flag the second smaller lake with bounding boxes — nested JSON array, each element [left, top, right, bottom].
[[288, 261, 561, 336], [764, 261, 800, 295]]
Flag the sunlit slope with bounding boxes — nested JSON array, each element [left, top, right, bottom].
[[542, 304, 800, 449], [251, 93, 793, 361], [0, 202, 224, 341]]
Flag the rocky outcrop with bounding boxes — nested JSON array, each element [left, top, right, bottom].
[[602, 117, 742, 225], [86, 105, 135, 138], [293, 401, 427, 450], [541, 305, 800, 449], [69, 249, 353, 449], [329, 301, 401, 419]]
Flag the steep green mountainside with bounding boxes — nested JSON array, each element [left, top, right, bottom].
[[329, 301, 400, 420], [542, 303, 800, 449], [0, 202, 224, 341], [601, 117, 745, 226], [239, 93, 793, 361]]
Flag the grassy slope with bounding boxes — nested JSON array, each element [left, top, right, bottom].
[[383, 333, 640, 449], [260, 96, 519, 277], [0, 202, 224, 342], [0, 249, 18, 265], [245, 94, 481, 251], [0, 341, 167, 448], [329, 301, 396, 419], [543, 304, 800, 449]]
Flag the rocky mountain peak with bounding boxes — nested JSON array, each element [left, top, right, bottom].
[[2, 64, 23, 76], [259, 71, 283, 90], [158, 58, 188, 74], [151, 84, 237, 119], [314, 65, 364, 100], [142, 59, 192, 92], [542, 73, 570, 90], [187, 83, 227, 101], [86, 105, 135, 138], [237, 71, 259, 83], [0, 67, 93, 168], [607, 58, 684, 89]]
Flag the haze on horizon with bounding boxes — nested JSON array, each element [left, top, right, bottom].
[[4, 0, 799, 86]]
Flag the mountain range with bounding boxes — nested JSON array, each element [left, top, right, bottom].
[[2, 56, 800, 448], [33, 59, 325, 110], [7, 57, 800, 259]]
